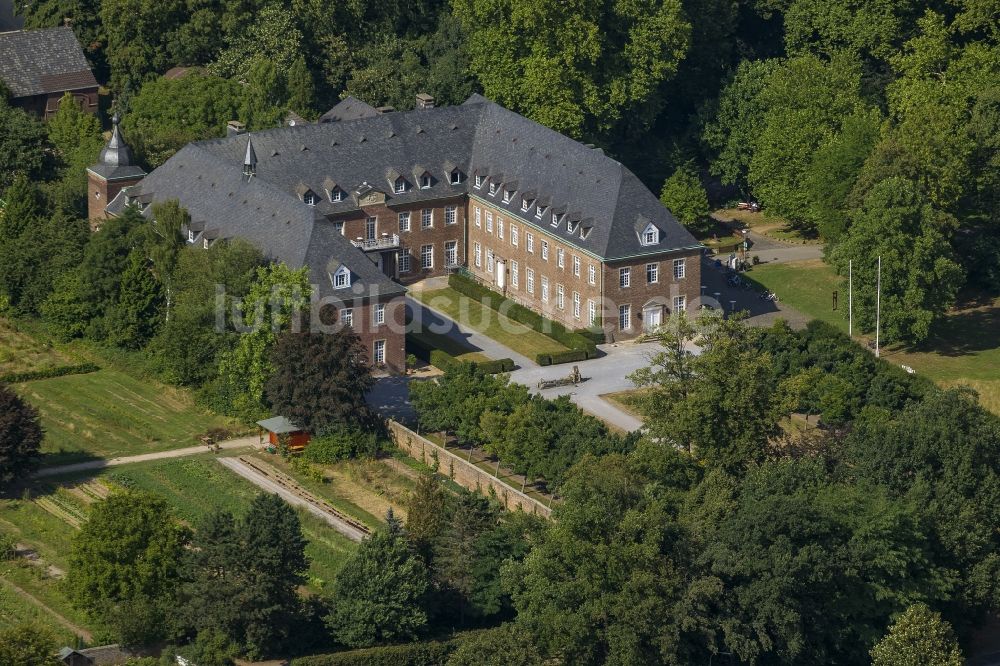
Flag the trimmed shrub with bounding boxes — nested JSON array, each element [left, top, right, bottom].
[[548, 349, 588, 365], [536, 354, 552, 366], [476, 358, 514, 374], [429, 349, 457, 371], [291, 633, 475, 666], [0, 363, 100, 383]]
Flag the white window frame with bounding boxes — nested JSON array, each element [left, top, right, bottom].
[[421, 208, 433, 229], [474, 241, 482, 268], [642, 224, 659, 246], [521, 198, 531, 212], [399, 250, 411, 273], [557, 284, 564, 309], [329, 188, 343, 202], [373, 339, 386, 364], [619, 267, 631, 288], [588, 300, 597, 325], [674, 295, 687, 312], [511, 260, 519, 288], [489, 182, 499, 196], [573, 255, 580, 277], [334, 221, 345, 235], [420, 174, 432, 189], [341, 308, 353, 327], [619, 304, 631, 331], [647, 263, 658, 284], [541, 241, 549, 261], [541, 277, 549, 303], [398, 211, 411, 232], [420, 244, 433, 269], [527, 268, 535, 294], [498, 218, 504, 240], [445, 240, 458, 267], [511, 224, 518, 247], [445, 205, 457, 225], [394, 178, 407, 194], [589, 264, 596, 285], [673, 258, 686, 279], [535, 205, 546, 220], [557, 248, 564, 269], [304, 192, 317, 206], [373, 303, 386, 326], [551, 213, 560, 227], [573, 292, 581, 319], [486, 249, 494, 273], [526, 233, 534, 253], [332, 266, 351, 289], [486, 211, 493, 233], [450, 170, 463, 185], [475, 174, 483, 188], [475, 206, 481, 228]]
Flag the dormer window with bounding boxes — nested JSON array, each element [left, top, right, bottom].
[[203, 238, 210, 249], [331, 265, 351, 289], [551, 213, 560, 227], [394, 177, 407, 194], [489, 182, 499, 196], [581, 226, 592, 240], [535, 205, 547, 219], [502, 189, 513, 203], [420, 174, 432, 189], [187, 229, 194, 243], [303, 192, 317, 206], [475, 174, 483, 188], [568, 220, 579, 234], [329, 187, 344, 202], [450, 170, 463, 185], [641, 223, 659, 245], [521, 198, 532, 212]]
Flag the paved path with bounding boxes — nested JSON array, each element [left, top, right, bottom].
[[218, 457, 369, 542], [407, 296, 537, 369], [34, 436, 260, 478]]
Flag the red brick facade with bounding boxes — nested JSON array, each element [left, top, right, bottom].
[[11, 87, 98, 120], [464, 194, 702, 340], [87, 170, 144, 227], [327, 298, 407, 375]]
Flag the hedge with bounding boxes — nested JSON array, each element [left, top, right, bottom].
[[0, 363, 101, 384], [536, 353, 551, 366], [407, 334, 513, 375], [290, 630, 495, 666], [448, 273, 599, 363], [548, 349, 588, 365]]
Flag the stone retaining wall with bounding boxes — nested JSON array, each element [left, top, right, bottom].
[[387, 420, 552, 519]]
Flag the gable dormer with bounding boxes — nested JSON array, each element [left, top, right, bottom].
[[295, 183, 318, 206], [324, 177, 344, 202], [387, 168, 407, 194], [413, 166, 433, 189], [444, 161, 464, 185], [330, 265, 351, 289], [637, 217, 660, 246], [521, 191, 535, 212]]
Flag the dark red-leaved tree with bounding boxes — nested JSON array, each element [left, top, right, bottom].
[[265, 326, 375, 433], [0, 382, 44, 484]]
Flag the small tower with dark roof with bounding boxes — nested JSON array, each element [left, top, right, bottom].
[[86, 113, 146, 227]]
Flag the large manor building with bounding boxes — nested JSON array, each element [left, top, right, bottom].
[[88, 94, 702, 373]]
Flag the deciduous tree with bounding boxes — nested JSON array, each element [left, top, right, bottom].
[[870, 603, 964, 666], [0, 383, 44, 484], [659, 164, 710, 232]]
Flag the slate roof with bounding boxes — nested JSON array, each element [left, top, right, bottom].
[[319, 96, 379, 123], [0, 27, 97, 98]]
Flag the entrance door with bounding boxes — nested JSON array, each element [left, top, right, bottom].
[[644, 305, 662, 331], [496, 260, 506, 289]]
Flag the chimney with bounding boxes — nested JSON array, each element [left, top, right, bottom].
[[375, 105, 395, 114], [415, 93, 435, 110], [227, 120, 246, 137]]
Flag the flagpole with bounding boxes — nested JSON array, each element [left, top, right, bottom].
[[875, 256, 881, 358], [848, 259, 852, 338]]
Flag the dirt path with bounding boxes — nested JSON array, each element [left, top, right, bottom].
[[34, 436, 260, 478], [218, 457, 371, 542], [0, 577, 92, 642]]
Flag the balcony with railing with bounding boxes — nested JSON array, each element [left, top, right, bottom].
[[351, 233, 400, 251]]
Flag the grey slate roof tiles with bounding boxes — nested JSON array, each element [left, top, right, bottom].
[[0, 26, 96, 97]]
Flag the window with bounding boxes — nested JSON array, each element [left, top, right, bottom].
[[535, 205, 546, 219], [420, 174, 432, 189], [474, 242, 482, 268], [486, 211, 493, 233], [673, 295, 687, 312], [475, 206, 481, 228], [511, 225, 518, 247], [203, 238, 210, 249], [511, 261, 519, 288], [486, 249, 494, 273], [568, 220, 578, 234], [541, 241, 549, 260], [421, 244, 433, 269], [557, 248, 564, 269], [398, 211, 411, 232], [332, 266, 350, 289], [673, 258, 686, 279], [619, 267, 630, 288], [445, 205, 457, 225], [366, 216, 377, 240], [334, 221, 345, 235], [551, 213, 560, 227], [526, 233, 534, 253], [394, 178, 407, 194], [340, 308, 353, 327], [589, 264, 596, 285], [187, 229, 194, 242], [641, 223, 659, 246], [588, 299, 597, 325], [373, 303, 386, 326], [489, 182, 498, 196], [619, 305, 631, 331], [498, 218, 504, 240], [329, 188, 343, 202], [541, 277, 549, 303], [503, 189, 513, 203], [527, 268, 535, 294], [445, 241, 458, 267], [573, 255, 580, 277], [304, 192, 317, 206], [475, 174, 483, 188], [647, 263, 658, 284], [522, 198, 532, 212], [373, 339, 385, 364], [421, 208, 433, 229], [400, 250, 411, 273], [573, 292, 581, 319], [450, 170, 463, 185], [557, 284, 564, 309]]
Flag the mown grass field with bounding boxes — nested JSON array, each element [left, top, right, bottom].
[[0, 319, 76, 375], [412, 287, 568, 359], [18, 369, 240, 466], [748, 259, 1000, 415]]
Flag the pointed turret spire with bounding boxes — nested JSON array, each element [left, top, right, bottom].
[[243, 135, 257, 178], [99, 113, 135, 167]]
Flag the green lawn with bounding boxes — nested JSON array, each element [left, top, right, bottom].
[[18, 369, 241, 466], [0, 318, 76, 376], [412, 287, 568, 359], [748, 259, 847, 332], [747, 258, 1000, 416], [0, 572, 83, 644], [408, 329, 491, 364]]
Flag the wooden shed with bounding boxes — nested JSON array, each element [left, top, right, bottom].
[[256, 416, 311, 451]]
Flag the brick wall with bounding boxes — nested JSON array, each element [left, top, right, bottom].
[[387, 420, 552, 518], [466, 197, 604, 330], [326, 296, 406, 374], [602, 248, 702, 340], [87, 171, 144, 227], [332, 194, 466, 283]]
